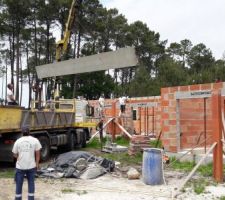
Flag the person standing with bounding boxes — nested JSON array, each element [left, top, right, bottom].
[[7, 83, 18, 105], [98, 95, 105, 117], [119, 96, 127, 116], [12, 127, 42, 200], [96, 119, 104, 151]]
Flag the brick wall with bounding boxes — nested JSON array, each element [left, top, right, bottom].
[[89, 96, 161, 136], [88, 82, 225, 153], [161, 82, 225, 152]]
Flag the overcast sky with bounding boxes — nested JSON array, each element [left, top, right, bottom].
[[101, 0, 225, 60]]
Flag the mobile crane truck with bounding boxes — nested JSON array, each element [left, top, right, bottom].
[[0, 0, 138, 162], [0, 0, 94, 162]]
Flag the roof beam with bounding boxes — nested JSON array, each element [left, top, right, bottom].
[[36, 47, 138, 79]]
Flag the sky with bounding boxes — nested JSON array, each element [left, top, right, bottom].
[[1, 0, 225, 106], [100, 0, 225, 60]]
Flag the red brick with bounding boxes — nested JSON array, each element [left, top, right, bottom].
[[169, 146, 177, 152], [190, 84, 200, 91], [170, 86, 179, 93], [169, 126, 177, 132], [162, 113, 169, 120], [180, 85, 189, 91], [168, 93, 175, 100], [161, 87, 169, 94], [168, 107, 176, 112], [162, 125, 169, 132], [201, 83, 212, 90], [162, 139, 170, 146], [161, 100, 169, 106], [170, 138, 177, 146], [213, 82, 223, 90], [169, 101, 176, 107], [169, 120, 176, 125], [187, 126, 203, 132]]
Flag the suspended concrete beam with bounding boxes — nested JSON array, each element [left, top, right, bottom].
[[36, 47, 138, 79]]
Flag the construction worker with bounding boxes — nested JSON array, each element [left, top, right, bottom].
[[119, 96, 127, 116], [7, 83, 18, 105], [98, 95, 105, 117], [96, 119, 104, 151], [12, 127, 42, 200]]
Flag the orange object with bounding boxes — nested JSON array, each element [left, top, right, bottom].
[[212, 90, 223, 182]]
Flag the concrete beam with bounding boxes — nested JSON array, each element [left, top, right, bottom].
[[36, 47, 138, 79]]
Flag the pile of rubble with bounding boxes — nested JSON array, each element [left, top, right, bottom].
[[37, 151, 115, 179], [128, 135, 152, 155]]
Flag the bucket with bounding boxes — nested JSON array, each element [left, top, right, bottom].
[[142, 148, 164, 185]]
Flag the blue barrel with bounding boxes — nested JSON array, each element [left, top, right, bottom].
[[142, 148, 164, 185]]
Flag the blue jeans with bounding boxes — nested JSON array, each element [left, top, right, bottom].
[[15, 168, 36, 200]]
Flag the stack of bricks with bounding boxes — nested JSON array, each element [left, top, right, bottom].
[[128, 135, 151, 155]]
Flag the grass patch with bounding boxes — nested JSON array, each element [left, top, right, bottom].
[[193, 182, 205, 194], [86, 138, 103, 149], [169, 158, 194, 172], [192, 179, 208, 194], [149, 139, 163, 148], [169, 158, 215, 177], [62, 189, 87, 196], [0, 169, 14, 178], [85, 136, 129, 149], [198, 163, 213, 177], [61, 188, 75, 193], [102, 151, 142, 166], [220, 196, 225, 200], [114, 136, 129, 146]]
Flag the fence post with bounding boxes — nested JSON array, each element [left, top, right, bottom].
[[112, 100, 116, 141]]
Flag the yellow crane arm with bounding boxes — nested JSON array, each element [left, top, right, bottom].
[[56, 0, 80, 61]]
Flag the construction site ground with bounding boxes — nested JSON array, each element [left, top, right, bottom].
[[1, 167, 225, 200], [1, 148, 225, 200]]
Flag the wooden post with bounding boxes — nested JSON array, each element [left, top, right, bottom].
[[212, 90, 223, 182], [139, 107, 141, 133], [112, 100, 116, 141]]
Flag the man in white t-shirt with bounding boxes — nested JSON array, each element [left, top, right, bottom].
[[7, 83, 17, 105], [119, 96, 127, 116], [12, 127, 42, 200], [98, 95, 105, 117]]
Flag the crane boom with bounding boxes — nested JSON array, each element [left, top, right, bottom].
[[56, 0, 81, 61]]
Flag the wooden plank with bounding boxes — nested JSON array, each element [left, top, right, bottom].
[[114, 121, 132, 139], [174, 142, 217, 198]]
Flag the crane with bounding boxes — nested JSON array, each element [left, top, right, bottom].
[[56, 0, 82, 61]]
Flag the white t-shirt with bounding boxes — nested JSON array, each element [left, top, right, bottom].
[[98, 97, 105, 107], [12, 136, 42, 170], [7, 88, 14, 103], [119, 96, 127, 105]]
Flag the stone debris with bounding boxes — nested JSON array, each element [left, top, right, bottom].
[[127, 167, 140, 180]]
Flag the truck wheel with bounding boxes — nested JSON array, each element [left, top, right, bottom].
[[66, 131, 75, 151], [81, 132, 86, 148], [38, 136, 50, 161]]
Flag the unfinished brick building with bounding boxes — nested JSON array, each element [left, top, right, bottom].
[[90, 82, 225, 153]]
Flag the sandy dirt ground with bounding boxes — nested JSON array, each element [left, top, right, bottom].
[[1, 170, 225, 200]]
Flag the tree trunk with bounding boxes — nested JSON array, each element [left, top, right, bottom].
[[46, 21, 50, 64], [9, 30, 15, 86], [15, 32, 20, 102], [19, 53, 22, 106]]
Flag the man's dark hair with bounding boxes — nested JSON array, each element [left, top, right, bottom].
[[21, 126, 30, 136]]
